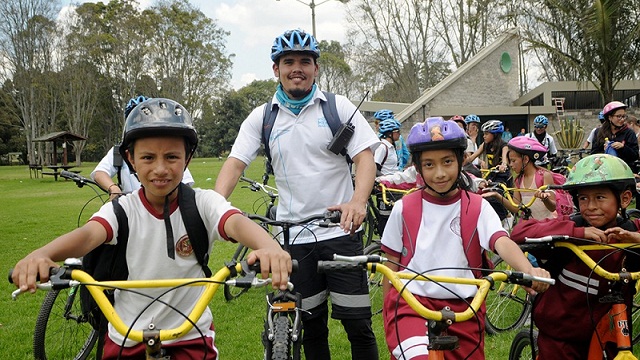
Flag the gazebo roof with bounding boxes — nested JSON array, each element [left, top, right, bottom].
[[33, 131, 87, 142]]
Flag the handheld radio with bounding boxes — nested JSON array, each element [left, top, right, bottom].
[[326, 91, 369, 155]]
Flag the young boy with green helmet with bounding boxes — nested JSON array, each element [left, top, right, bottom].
[[511, 154, 640, 359]]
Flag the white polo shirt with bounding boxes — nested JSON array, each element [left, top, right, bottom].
[[229, 90, 380, 243]]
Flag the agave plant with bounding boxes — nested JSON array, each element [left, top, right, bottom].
[[553, 117, 585, 149]]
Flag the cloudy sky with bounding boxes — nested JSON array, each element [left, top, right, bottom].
[[61, 0, 351, 89]]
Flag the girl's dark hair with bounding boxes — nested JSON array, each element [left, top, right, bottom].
[[594, 121, 614, 150], [485, 136, 507, 167]]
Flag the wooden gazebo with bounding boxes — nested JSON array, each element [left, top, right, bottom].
[[33, 131, 86, 166]]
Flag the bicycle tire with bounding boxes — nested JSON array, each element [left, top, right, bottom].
[[223, 244, 251, 301], [364, 242, 384, 316], [270, 315, 292, 360], [362, 203, 377, 248], [629, 208, 640, 346], [508, 328, 538, 360], [485, 254, 532, 334], [33, 288, 98, 360]]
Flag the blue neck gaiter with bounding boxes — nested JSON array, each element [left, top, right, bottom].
[[276, 83, 316, 115]]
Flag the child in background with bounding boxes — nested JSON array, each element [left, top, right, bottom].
[[11, 98, 292, 360], [482, 136, 557, 220], [380, 117, 550, 360], [465, 119, 512, 221], [511, 154, 640, 359], [375, 119, 401, 176]]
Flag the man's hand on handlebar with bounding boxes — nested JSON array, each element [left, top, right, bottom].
[[328, 200, 367, 235]]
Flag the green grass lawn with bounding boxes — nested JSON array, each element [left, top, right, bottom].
[[0, 158, 628, 359]]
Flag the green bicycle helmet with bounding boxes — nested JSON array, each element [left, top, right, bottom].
[[563, 154, 635, 193]]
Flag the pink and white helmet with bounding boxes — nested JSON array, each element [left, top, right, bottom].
[[602, 101, 627, 118], [507, 136, 547, 161]]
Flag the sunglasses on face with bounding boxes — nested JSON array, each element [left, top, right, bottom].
[[534, 125, 546, 129]]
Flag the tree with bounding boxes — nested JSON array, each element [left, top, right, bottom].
[[517, 0, 640, 101], [317, 40, 353, 96], [58, 60, 100, 165], [0, 0, 61, 165], [344, 0, 451, 102], [199, 80, 276, 157], [67, 0, 150, 147], [147, 0, 232, 116]]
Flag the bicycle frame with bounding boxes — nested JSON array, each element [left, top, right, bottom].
[[521, 236, 640, 360], [319, 254, 554, 360]]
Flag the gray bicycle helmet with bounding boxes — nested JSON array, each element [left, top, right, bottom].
[[119, 98, 198, 165]]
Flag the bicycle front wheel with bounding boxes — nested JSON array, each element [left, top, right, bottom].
[[364, 242, 384, 316], [362, 203, 377, 248], [508, 328, 538, 360], [270, 315, 292, 360], [485, 254, 532, 334], [224, 244, 251, 301], [33, 287, 98, 360]]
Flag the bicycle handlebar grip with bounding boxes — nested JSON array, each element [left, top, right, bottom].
[[246, 260, 299, 273], [7, 267, 57, 284], [325, 210, 341, 224], [317, 261, 363, 273], [60, 170, 78, 180]]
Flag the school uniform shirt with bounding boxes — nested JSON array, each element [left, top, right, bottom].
[[374, 138, 398, 175], [91, 147, 195, 193], [380, 191, 507, 299], [524, 132, 558, 156], [89, 188, 240, 347], [229, 90, 380, 244]]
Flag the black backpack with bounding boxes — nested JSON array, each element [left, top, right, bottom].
[[80, 183, 211, 336]]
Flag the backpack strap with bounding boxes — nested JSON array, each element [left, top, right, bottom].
[[111, 197, 130, 281], [178, 183, 212, 277], [401, 190, 485, 277], [262, 91, 347, 175], [113, 145, 123, 187]]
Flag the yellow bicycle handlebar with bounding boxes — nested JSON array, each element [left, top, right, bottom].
[[377, 183, 416, 206], [483, 182, 550, 210], [318, 255, 554, 324], [524, 236, 640, 282]]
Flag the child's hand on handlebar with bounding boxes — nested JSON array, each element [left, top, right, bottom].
[[525, 267, 552, 295], [534, 189, 551, 200], [11, 253, 58, 293], [604, 227, 640, 244], [583, 227, 610, 243], [246, 248, 292, 291]]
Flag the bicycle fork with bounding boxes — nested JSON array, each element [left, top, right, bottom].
[[588, 303, 635, 360]]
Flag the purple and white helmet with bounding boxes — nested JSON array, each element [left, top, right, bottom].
[[407, 117, 467, 153]]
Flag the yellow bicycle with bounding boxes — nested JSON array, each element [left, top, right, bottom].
[[318, 253, 554, 360]]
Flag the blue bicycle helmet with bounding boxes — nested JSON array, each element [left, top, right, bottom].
[[464, 114, 480, 124], [124, 95, 150, 119], [373, 109, 395, 121], [533, 115, 549, 127], [378, 119, 400, 138], [481, 120, 504, 134], [270, 29, 320, 62], [598, 110, 605, 123]]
